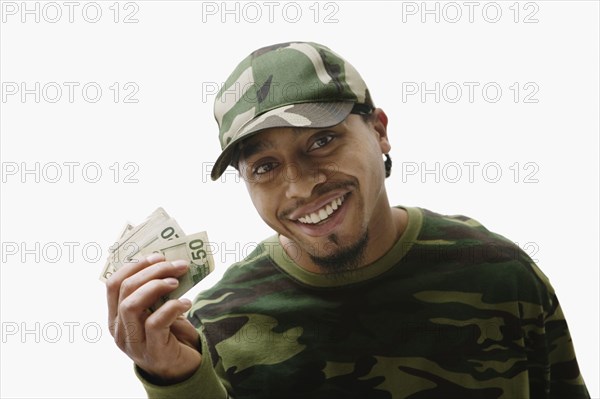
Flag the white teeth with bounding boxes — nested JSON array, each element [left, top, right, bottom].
[[297, 195, 345, 225], [310, 213, 320, 223]]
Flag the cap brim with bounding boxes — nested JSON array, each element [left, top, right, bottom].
[[210, 101, 355, 181]]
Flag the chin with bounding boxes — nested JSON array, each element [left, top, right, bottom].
[[309, 231, 370, 273]]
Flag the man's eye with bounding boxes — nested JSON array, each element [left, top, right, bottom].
[[308, 135, 334, 151], [253, 162, 277, 175]]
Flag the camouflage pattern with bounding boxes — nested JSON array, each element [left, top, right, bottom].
[[139, 206, 589, 398], [211, 41, 373, 181]]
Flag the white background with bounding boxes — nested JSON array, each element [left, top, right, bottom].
[[1, 1, 598, 397]]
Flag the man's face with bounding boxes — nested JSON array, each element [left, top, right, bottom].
[[237, 109, 391, 272]]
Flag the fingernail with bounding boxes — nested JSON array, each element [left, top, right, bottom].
[[180, 298, 192, 308], [164, 277, 179, 286], [171, 259, 188, 269], [146, 253, 164, 264]]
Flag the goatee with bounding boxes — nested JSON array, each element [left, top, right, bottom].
[[310, 231, 369, 273]]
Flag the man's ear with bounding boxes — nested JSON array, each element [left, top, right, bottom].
[[371, 108, 391, 153]]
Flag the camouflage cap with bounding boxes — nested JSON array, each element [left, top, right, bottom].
[[211, 41, 374, 180]]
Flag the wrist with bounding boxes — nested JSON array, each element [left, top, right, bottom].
[[137, 365, 197, 386]]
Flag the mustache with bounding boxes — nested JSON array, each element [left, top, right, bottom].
[[278, 179, 358, 219]]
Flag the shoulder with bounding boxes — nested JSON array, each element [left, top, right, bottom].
[[407, 206, 555, 304], [417, 207, 502, 240], [413, 206, 527, 260]]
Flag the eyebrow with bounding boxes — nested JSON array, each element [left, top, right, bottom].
[[238, 139, 274, 162]]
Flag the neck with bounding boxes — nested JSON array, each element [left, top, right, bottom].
[[362, 206, 407, 267]]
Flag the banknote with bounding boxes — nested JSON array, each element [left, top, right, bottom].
[[111, 217, 185, 269], [99, 208, 215, 310], [99, 209, 184, 281], [99, 209, 170, 282], [99, 222, 134, 282]]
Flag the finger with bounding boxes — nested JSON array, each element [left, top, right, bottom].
[[170, 317, 201, 351], [107, 253, 165, 327], [118, 259, 189, 302], [119, 277, 181, 319], [114, 277, 182, 345], [145, 298, 193, 350]]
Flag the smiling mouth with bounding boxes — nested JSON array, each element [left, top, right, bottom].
[[296, 194, 346, 225]]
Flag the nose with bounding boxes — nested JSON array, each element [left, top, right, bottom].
[[284, 162, 327, 200]]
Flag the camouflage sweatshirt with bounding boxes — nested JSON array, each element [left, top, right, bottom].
[[137, 206, 589, 398]]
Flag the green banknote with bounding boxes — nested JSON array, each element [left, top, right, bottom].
[[99, 208, 215, 310]]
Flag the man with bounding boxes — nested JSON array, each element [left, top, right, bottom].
[[106, 42, 589, 398]]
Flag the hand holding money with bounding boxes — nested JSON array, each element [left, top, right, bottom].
[[106, 253, 203, 384], [104, 208, 214, 383]]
